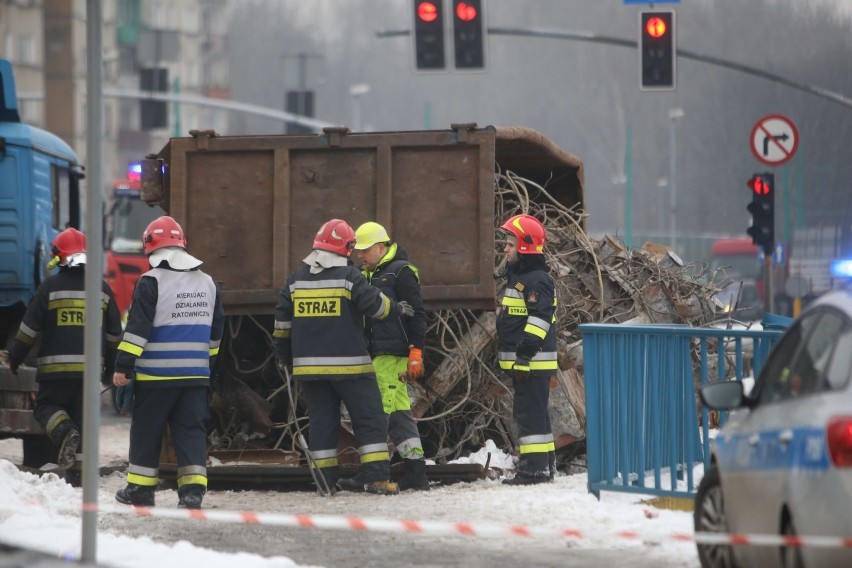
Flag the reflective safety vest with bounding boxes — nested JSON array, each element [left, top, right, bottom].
[[496, 267, 558, 373], [117, 267, 222, 384], [273, 264, 392, 380]]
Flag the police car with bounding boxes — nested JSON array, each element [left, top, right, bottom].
[[694, 280, 852, 568]]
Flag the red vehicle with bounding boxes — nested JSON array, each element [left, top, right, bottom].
[[709, 238, 761, 282], [104, 173, 164, 318], [709, 238, 764, 318], [710, 237, 798, 316]]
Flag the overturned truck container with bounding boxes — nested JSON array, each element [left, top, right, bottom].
[[140, 123, 585, 485]]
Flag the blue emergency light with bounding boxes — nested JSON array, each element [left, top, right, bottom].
[[128, 162, 142, 181], [830, 259, 852, 279]]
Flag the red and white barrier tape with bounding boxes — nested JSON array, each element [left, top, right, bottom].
[[97, 502, 667, 541], [80, 503, 852, 548], [694, 532, 852, 549]]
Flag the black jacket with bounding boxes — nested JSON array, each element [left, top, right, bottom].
[[495, 255, 558, 374], [273, 263, 399, 380], [363, 244, 426, 357], [9, 266, 122, 383]]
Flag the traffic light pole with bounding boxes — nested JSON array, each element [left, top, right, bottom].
[[376, 26, 852, 111], [762, 257, 774, 315]]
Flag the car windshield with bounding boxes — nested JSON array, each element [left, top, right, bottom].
[[110, 197, 163, 253], [709, 254, 760, 281], [755, 307, 850, 404]]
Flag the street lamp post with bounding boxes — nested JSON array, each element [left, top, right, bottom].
[[349, 83, 370, 131], [668, 107, 684, 251]]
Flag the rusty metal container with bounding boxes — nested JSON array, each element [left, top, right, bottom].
[[141, 124, 584, 313]]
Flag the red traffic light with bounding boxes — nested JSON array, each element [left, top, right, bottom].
[[748, 175, 771, 196], [455, 2, 478, 22], [645, 17, 667, 38], [417, 1, 439, 22]]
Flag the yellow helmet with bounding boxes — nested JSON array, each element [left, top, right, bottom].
[[354, 221, 390, 250]]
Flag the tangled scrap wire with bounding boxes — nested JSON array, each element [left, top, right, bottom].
[[211, 170, 725, 463], [416, 170, 724, 462], [416, 170, 597, 461]]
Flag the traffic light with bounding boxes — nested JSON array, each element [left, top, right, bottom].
[[452, 0, 485, 70], [746, 173, 775, 256], [639, 10, 676, 91], [413, 0, 446, 70], [140, 67, 168, 129]]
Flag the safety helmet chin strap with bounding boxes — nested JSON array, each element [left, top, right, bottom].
[[48, 252, 87, 269]]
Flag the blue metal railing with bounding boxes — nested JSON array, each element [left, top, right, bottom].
[[581, 323, 785, 499]]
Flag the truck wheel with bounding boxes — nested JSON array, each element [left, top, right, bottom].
[[22, 434, 56, 469], [694, 466, 739, 568]]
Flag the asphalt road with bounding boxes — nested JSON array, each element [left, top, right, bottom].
[[101, 512, 690, 568]]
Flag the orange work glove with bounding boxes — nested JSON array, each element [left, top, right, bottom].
[[407, 347, 424, 380]]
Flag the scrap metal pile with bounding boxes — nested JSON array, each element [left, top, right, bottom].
[[208, 171, 727, 471]]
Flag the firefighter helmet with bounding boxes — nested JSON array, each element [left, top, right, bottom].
[[50, 228, 87, 268], [313, 219, 356, 257], [354, 221, 390, 250], [500, 214, 546, 254], [143, 216, 187, 255]]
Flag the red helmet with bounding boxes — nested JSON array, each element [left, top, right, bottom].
[[143, 216, 187, 255], [51, 228, 86, 262], [313, 219, 356, 257], [500, 214, 546, 254]]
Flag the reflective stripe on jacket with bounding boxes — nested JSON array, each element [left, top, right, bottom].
[[362, 244, 426, 357], [117, 267, 223, 384], [496, 263, 558, 373], [273, 264, 392, 380], [8, 267, 122, 382]]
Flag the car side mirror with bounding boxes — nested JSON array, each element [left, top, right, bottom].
[[699, 380, 748, 411]]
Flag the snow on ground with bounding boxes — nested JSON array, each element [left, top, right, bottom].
[[0, 415, 701, 567]]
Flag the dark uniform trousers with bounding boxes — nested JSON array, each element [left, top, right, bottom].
[[512, 372, 554, 476], [34, 381, 84, 457], [128, 384, 209, 478], [302, 375, 390, 487]]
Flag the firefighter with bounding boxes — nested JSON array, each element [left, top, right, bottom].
[[113, 216, 224, 509], [353, 221, 429, 491], [273, 219, 413, 495], [496, 214, 558, 485], [7, 228, 122, 487]]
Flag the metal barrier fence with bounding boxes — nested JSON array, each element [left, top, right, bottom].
[[580, 323, 786, 499]]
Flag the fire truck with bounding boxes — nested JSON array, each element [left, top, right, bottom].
[[104, 165, 164, 318]]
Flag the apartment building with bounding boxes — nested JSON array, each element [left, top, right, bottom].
[[0, 0, 231, 192]]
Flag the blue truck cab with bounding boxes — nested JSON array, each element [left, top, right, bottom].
[[1, 59, 84, 468], [0, 58, 84, 346]]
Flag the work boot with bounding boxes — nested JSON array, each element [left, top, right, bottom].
[[57, 429, 81, 470], [502, 472, 552, 486], [397, 459, 430, 491], [177, 484, 205, 509], [337, 476, 400, 495], [365, 480, 400, 495], [336, 476, 366, 493], [64, 469, 82, 488], [115, 483, 155, 507], [548, 451, 557, 481]]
